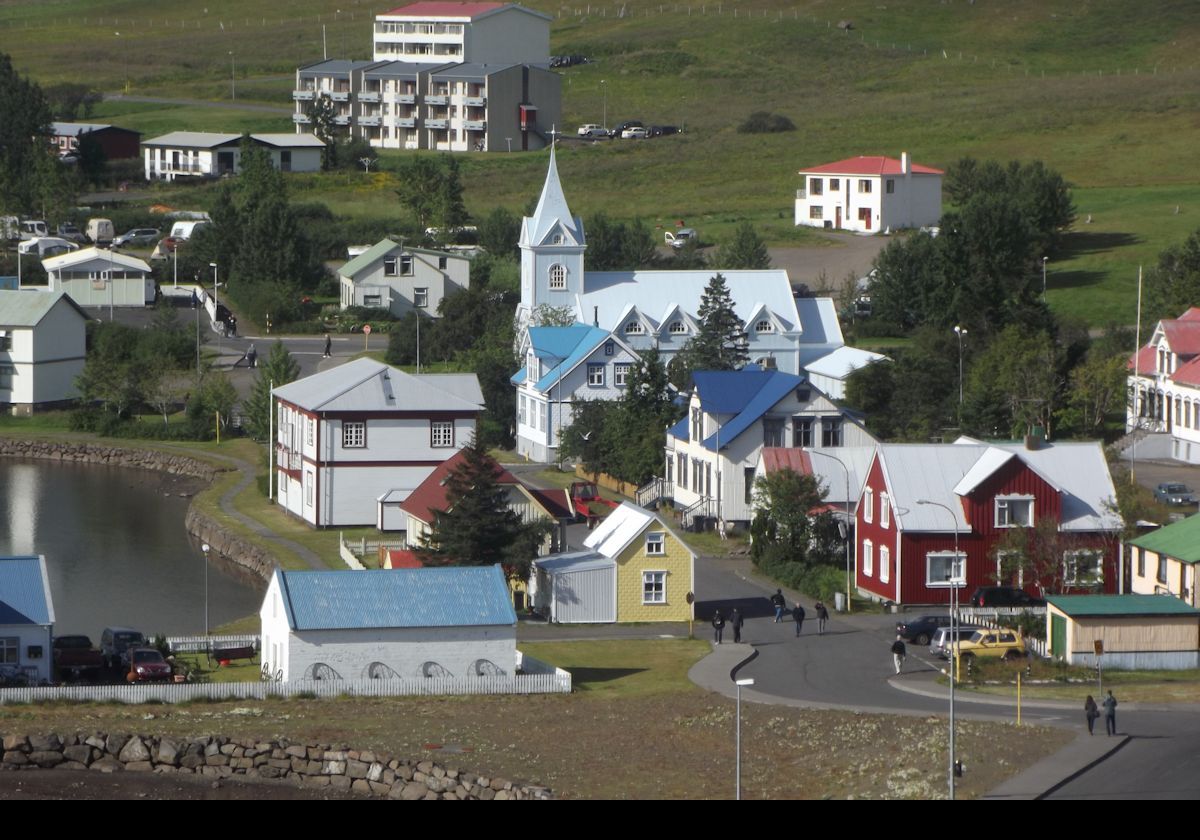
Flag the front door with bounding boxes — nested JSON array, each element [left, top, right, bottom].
[[835, 207, 842, 228], [859, 207, 872, 230]]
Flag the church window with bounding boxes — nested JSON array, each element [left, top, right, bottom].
[[549, 264, 567, 290]]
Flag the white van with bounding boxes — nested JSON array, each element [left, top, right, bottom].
[[19, 220, 49, 240], [86, 218, 115, 246], [169, 220, 209, 241]]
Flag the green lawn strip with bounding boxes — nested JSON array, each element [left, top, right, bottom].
[[953, 661, 1200, 703], [174, 652, 262, 684], [519, 638, 711, 697], [212, 614, 260, 635]]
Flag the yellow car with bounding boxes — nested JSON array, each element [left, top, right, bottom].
[[954, 628, 1027, 663]]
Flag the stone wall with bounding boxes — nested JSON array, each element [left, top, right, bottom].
[[0, 732, 551, 800], [185, 507, 277, 581], [0, 438, 221, 480]]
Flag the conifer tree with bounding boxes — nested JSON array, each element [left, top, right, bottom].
[[242, 342, 301, 441], [669, 273, 749, 388]]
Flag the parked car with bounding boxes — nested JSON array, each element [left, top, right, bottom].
[[126, 647, 173, 682], [112, 227, 161, 248], [609, 120, 643, 138], [19, 219, 49, 240], [664, 228, 698, 251], [621, 126, 649, 139], [929, 624, 981, 659], [1155, 482, 1196, 506], [647, 125, 679, 136], [895, 614, 952, 647], [577, 124, 608, 138], [86, 218, 115, 246], [969, 586, 1046, 608], [953, 628, 1027, 663], [56, 222, 86, 244], [100, 626, 147, 670], [52, 635, 105, 677], [17, 236, 79, 258]]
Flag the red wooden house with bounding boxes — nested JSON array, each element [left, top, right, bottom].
[[855, 439, 1122, 606]]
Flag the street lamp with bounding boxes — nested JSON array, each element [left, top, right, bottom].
[[201, 542, 211, 638], [600, 79, 607, 129], [954, 325, 968, 417], [916, 498, 963, 801], [1041, 256, 1048, 302], [807, 449, 853, 614], [229, 51, 236, 101], [735, 677, 754, 800]]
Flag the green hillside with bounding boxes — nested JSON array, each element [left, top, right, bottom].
[[5, 0, 1200, 323]]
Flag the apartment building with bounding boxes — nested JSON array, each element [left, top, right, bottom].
[[372, 1, 550, 65]]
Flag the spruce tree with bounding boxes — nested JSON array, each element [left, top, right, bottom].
[[242, 342, 301, 441], [670, 273, 749, 388], [718, 221, 771, 269]]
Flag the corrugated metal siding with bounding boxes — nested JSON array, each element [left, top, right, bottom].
[[0, 556, 52, 625], [856, 456, 899, 602], [961, 457, 1061, 537], [552, 566, 616, 623], [1068, 615, 1199, 653]]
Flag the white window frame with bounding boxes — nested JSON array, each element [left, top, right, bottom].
[[383, 256, 398, 277], [645, 532, 665, 556], [754, 319, 773, 333], [809, 206, 823, 220], [304, 470, 314, 506], [863, 487, 874, 524], [413, 287, 429, 308], [669, 321, 687, 334], [926, 551, 966, 588], [587, 364, 605, 387], [880, 492, 890, 529], [548, 263, 567, 290], [625, 320, 644, 335], [995, 550, 1024, 587], [880, 545, 890, 584], [642, 570, 666, 604], [342, 421, 366, 448], [1063, 549, 1104, 588], [862, 539, 873, 578], [400, 254, 414, 276], [995, 495, 1034, 528], [614, 363, 631, 387], [430, 420, 454, 447], [858, 179, 873, 194], [306, 416, 314, 446]]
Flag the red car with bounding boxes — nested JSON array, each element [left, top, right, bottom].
[[126, 647, 173, 682]]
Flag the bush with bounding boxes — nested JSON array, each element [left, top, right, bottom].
[[753, 549, 847, 603], [737, 111, 796, 133]]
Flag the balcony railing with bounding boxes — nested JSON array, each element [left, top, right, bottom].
[[328, 90, 351, 102], [463, 119, 486, 131], [357, 91, 380, 103], [293, 113, 312, 123], [396, 117, 417, 128], [425, 94, 448, 105], [424, 118, 448, 129], [292, 90, 315, 101], [334, 115, 352, 126], [463, 96, 486, 107], [160, 162, 208, 174], [396, 93, 417, 104], [358, 115, 381, 127]]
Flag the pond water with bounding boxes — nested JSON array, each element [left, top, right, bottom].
[[0, 458, 265, 638]]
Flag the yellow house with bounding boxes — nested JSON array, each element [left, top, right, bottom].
[[1127, 514, 1200, 607], [530, 502, 696, 623]]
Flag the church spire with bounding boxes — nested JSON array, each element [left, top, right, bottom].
[[523, 139, 583, 247]]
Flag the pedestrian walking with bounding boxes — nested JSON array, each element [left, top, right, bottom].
[[1084, 695, 1099, 735], [323, 333, 332, 358], [712, 610, 726, 645], [815, 601, 829, 635], [247, 343, 257, 369], [730, 607, 743, 644], [891, 635, 907, 674], [1103, 690, 1118, 736], [771, 589, 785, 623], [793, 602, 806, 637]]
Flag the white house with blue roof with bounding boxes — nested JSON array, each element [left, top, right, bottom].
[[658, 367, 876, 529], [516, 146, 847, 377], [0, 555, 55, 684], [511, 322, 641, 462], [260, 564, 517, 683]]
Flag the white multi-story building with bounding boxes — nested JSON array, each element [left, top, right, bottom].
[[1127, 307, 1200, 464], [273, 358, 484, 527], [794, 153, 943, 234], [373, 1, 550, 65]]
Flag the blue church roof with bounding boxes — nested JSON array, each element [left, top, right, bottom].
[[274, 565, 516, 631], [0, 556, 55, 626], [510, 323, 613, 393], [670, 367, 809, 451]]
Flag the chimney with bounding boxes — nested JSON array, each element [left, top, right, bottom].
[[1024, 425, 1045, 450], [593, 306, 599, 327], [901, 151, 911, 175]]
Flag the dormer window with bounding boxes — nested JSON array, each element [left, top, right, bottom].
[[549, 264, 567, 290], [551, 232, 564, 245], [669, 321, 687, 334], [995, 495, 1034, 528], [755, 319, 773, 333], [625, 320, 644, 335]]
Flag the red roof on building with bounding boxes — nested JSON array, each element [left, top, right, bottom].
[[381, 1, 504, 18], [1162, 319, 1200, 356], [1128, 344, 1158, 372], [381, 549, 424, 569], [1177, 307, 1200, 322], [399, 449, 519, 525], [525, 486, 574, 520], [800, 155, 943, 177], [1171, 356, 1200, 387], [760, 447, 814, 476]]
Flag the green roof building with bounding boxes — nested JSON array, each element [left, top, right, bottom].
[[1046, 593, 1200, 669], [1127, 514, 1200, 608]]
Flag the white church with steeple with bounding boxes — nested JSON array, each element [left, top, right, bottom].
[[511, 144, 863, 462]]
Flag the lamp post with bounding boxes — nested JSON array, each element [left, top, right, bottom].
[[210, 261, 221, 359], [954, 325, 968, 416], [735, 677, 754, 800], [200, 542, 211, 638], [916, 498, 963, 801], [1041, 256, 1048, 302], [229, 51, 236, 101], [808, 448, 853, 614], [600, 79, 607, 129], [108, 246, 115, 322]]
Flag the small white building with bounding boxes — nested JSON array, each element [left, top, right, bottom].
[[0, 555, 56, 684], [142, 132, 325, 181], [511, 322, 641, 463], [794, 153, 943, 234], [0, 290, 88, 415], [658, 367, 877, 529], [259, 564, 517, 682], [804, 345, 888, 400], [43, 248, 155, 308], [338, 238, 470, 317], [273, 357, 484, 527]]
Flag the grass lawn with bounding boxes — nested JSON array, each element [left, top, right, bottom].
[[954, 659, 1200, 703], [0, 638, 1071, 798], [175, 651, 262, 684]]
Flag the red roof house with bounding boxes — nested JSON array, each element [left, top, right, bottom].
[[795, 152, 943, 235]]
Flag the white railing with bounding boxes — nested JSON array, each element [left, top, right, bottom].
[[340, 540, 366, 570], [338, 532, 409, 569], [0, 670, 571, 705], [165, 634, 260, 653]]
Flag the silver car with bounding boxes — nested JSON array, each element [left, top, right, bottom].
[[113, 228, 162, 248], [929, 625, 980, 659]]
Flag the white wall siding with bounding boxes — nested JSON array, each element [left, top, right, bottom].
[[320, 464, 437, 526], [548, 566, 616, 623], [284, 625, 516, 681]]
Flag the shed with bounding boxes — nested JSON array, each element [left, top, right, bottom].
[[531, 552, 617, 623], [0, 556, 55, 684], [259, 564, 517, 682], [1046, 594, 1200, 670]]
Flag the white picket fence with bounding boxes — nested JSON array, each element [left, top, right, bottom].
[[165, 634, 260, 654], [339, 532, 409, 570]]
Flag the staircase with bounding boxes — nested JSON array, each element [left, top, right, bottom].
[[636, 477, 673, 509], [679, 496, 714, 531]]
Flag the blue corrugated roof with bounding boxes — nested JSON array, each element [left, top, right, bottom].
[[0, 556, 54, 626], [525, 323, 611, 392], [671, 368, 807, 451], [275, 565, 516, 631]]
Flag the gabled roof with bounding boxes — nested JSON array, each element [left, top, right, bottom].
[[805, 345, 888, 380], [952, 446, 1062, 497], [1161, 318, 1200, 356], [52, 122, 138, 137], [513, 323, 626, 392], [758, 446, 875, 507], [0, 290, 88, 328], [399, 448, 520, 525], [521, 144, 583, 247], [799, 155, 943, 176], [1128, 344, 1157, 372], [273, 357, 483, 413], [339, 237, 461, 279], [743, 301, 793, 333], [380, 2, 551, 21], [42, 247, 151, 273], [1129, 513, 1200, 564], [1046, 594, 1200, 617], [583, 502, 695, 560], [272, 565, 516, 630], [674, 367, 812, 451], [141, 132, 325, 150], [1171, 356, 1200, 387], [0, 556, 55, 627], [382, 549, 424, 569], [760, 447, 813, 476]]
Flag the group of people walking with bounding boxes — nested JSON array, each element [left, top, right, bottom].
[[711, 590, 829, 645], [1084, 691, 1119, 736]]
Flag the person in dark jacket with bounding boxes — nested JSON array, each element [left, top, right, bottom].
[[891, 635, 907, 674], [771, 589, 786, 622], [1103, 690, 1118, 736], [815, 601, 830, 635], [1084, 695, 1099, 735], [730, 607, 744, 644], [712, 610, 726, 645], [793, 602, 806, 637], [323, 333, 332, 358]]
